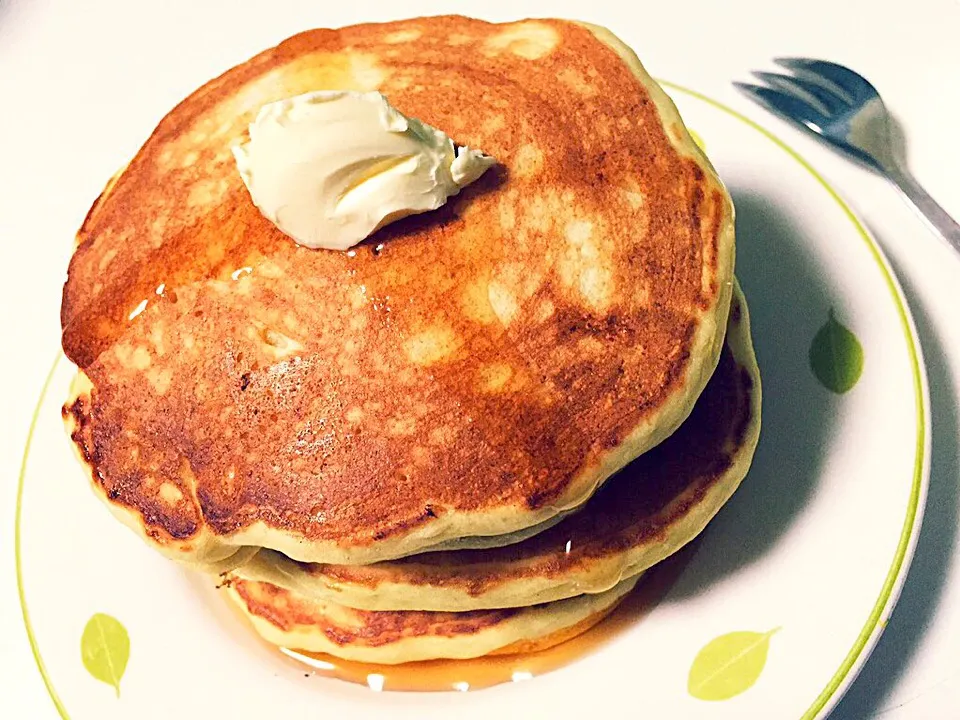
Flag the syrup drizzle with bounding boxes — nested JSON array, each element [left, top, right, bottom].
[[276, 545, 694, 692]]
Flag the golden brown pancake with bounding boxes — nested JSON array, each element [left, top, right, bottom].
[[234, 284, 759, 610], [223, 573, 638, 664], [61, 16, 735, 567]]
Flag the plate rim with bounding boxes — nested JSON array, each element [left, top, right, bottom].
[[660, 81, 931, 719], [14, 82, 931, 720]]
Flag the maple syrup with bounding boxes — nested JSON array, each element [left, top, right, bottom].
[[276, 546, 694, 692]]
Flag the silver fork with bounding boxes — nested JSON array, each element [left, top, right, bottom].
[[736, 58, 960, 256]]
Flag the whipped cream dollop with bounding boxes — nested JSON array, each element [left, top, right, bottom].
[[232, 90, 496, 251]]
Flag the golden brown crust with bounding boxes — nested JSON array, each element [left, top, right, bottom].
[[264, 290, 756, 604], [234, 285, 758, 609], [61, 16, 734, 564], [225, 573, 638, 663], [310, 343, 744, 585], [232, 578, 517, 647]]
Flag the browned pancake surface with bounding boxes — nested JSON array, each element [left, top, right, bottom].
[[226, 574, 633, 662], [291, 314, 752, 595], [232, 577, 519, 647], [62, 16, 732, 562]]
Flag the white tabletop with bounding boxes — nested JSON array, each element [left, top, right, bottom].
[[1, 0, 958, 716]]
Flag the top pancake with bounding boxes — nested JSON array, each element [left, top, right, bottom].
[[61, 16, 735, 566]]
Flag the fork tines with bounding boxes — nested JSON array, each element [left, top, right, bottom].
[[735, 58, 880, 131]]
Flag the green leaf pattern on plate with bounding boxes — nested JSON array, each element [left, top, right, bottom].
[[688, 628, 780, 701], [80, 613, 129, 697], [809, 309, 864, 394]]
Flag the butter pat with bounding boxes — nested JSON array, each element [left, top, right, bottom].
[[232, 91, 496, 251]]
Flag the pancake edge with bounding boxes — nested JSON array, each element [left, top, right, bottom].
[[223, 573, 639, 664]]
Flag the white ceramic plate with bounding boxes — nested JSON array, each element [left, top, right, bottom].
[[15, 83, 929, 720]]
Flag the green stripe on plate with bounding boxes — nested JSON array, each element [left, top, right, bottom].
[[15, 355, 69, 719]]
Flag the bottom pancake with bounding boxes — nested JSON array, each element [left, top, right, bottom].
[[223, 574, 639, 665]]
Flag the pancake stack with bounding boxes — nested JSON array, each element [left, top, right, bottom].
[[61, 16, 760, 669]]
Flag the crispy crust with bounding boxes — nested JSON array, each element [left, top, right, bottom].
[[61, 16, 735, 565], [234, 284, 759, 609], [224, 574, 638, 664]]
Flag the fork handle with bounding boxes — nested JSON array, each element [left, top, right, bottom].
[[886, 164, 960, 256]]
